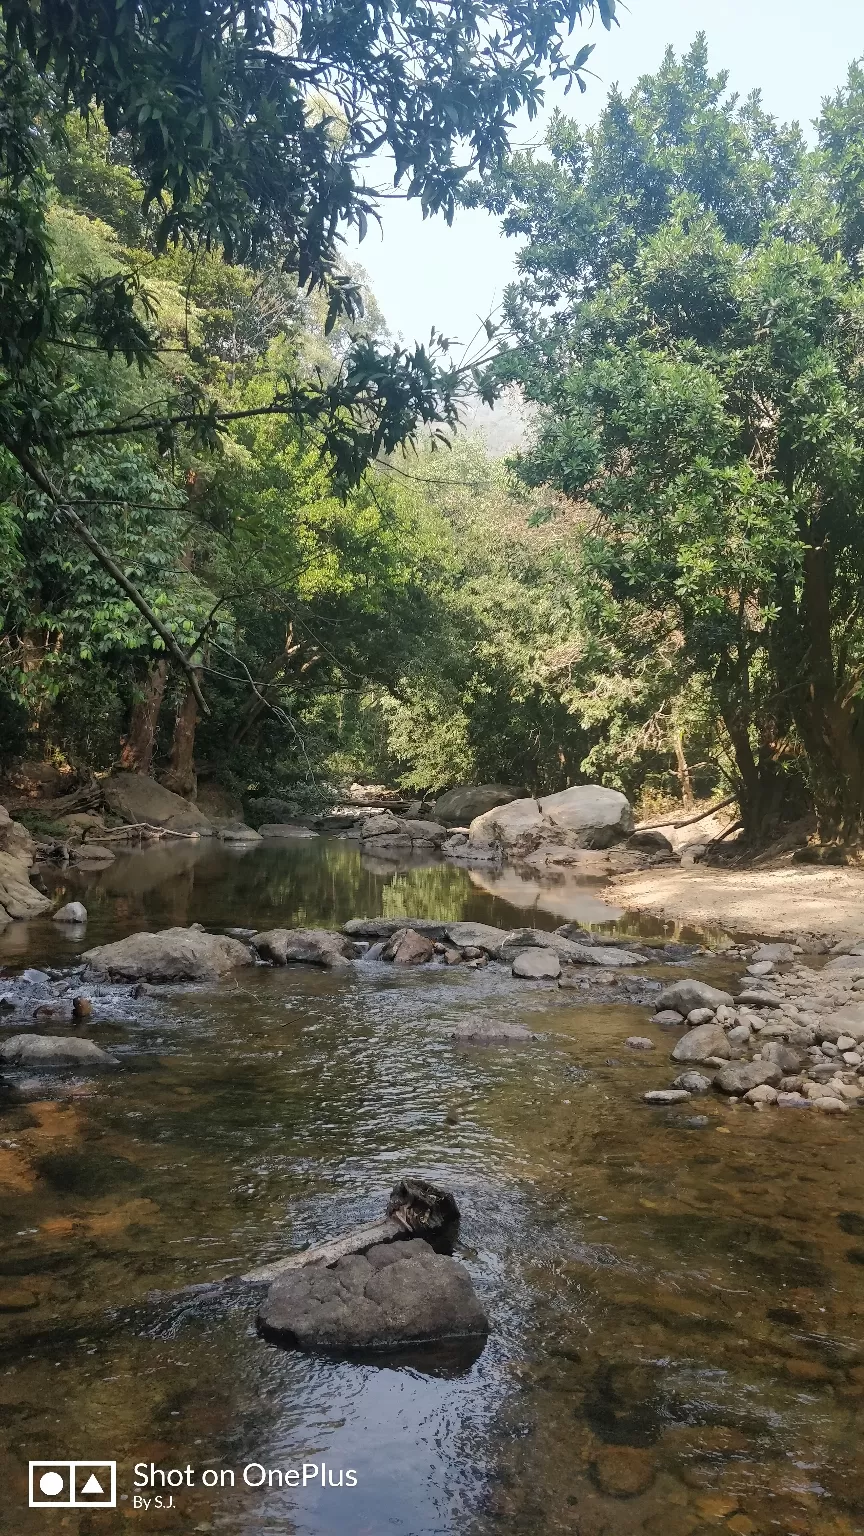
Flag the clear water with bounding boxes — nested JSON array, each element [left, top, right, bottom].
[[0, 840, 862, 1535]]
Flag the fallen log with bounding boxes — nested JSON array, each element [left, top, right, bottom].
[[241, 1176, 460, 1284]]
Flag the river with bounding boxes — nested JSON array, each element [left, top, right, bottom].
[[0, 838, 861, 1535]]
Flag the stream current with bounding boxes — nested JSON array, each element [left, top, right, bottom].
[[0, 837, 862, 1535]]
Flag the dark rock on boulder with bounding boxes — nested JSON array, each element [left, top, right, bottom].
[[627, 829, 674, 854], [432, 784, 527, 825], [257, 1238, 489, 1351], [253, 928, 361, 968]]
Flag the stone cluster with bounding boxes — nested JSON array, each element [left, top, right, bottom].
[[644, 940, 864, 1112]]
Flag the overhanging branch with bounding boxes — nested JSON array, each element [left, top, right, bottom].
[[10, 447, 210, 717]]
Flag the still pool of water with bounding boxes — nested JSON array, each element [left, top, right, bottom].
[[0, 839, 862, 1535]]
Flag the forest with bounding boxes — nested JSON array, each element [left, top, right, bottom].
[[3, 1, 864, 849]]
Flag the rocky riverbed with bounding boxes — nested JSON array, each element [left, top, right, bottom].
[[2, 837, 864, 1536]]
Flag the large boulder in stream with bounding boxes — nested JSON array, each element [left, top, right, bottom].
[[84, 926, 253, 981], [432, 784, 527, 826], [0, 1034, 118, 1068], [257, 1238, 489, 1351], [253, 928, 361, 968], [655, 979, 733, 1013], [467, 784, 634, 864], [0, 850, 51, 921], [102, 772, 215, 836]]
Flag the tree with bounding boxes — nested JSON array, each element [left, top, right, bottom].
[[0, 0, 618, 710], [476, 39, 864, 843]]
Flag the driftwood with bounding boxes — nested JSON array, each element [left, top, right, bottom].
[[86, 822, 198, 843], [637, 794, 737, 833], [241, 1176, 461, 1285], [7, 777, 104, 817]]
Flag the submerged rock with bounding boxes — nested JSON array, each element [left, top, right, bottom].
[[672, 1071, 713, 1093], [451, 1023, 537, 1044], [257, 1238, 489, 1351], [0, 1033, 118, 1067], [643, 1089, 690, 1104], [84, 926, 253, 981], [253, 928, 360, 968]]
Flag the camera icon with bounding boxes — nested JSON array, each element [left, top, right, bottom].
[[29, 1461, 117, 1508]]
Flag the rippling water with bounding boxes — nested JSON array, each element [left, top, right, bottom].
[[0, 840, 862, 1535]]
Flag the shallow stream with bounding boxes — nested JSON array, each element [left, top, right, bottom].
[[0, 839, 862, 1535]]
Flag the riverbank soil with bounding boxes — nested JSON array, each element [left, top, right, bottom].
[[608, 863, 864, 943]]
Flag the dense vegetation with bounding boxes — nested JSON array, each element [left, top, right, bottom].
[[4, 19, 864, 847]]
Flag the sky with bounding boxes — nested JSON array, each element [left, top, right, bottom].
[[345, 0, 864, 352]]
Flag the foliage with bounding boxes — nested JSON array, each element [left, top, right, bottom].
[[475, 38, 864, 840]]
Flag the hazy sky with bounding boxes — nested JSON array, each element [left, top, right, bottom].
[[346, 0, 864, 350]]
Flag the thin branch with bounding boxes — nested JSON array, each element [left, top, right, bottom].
[[9, 447, 210, 716]]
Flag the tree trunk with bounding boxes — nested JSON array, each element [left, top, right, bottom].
[[120, 658, 168, 775], [673, 731, 694, 807], [159, 669, 202, 800], [774, 546, 864, 843]]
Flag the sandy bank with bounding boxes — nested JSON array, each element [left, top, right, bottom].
[[607, 864, 864, 944]]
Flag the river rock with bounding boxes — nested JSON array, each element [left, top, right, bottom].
[[444, 922, 508, 952], [777, 1092, 811, 1107], [655, 979, 733, 1013], [737, 988, 782, 1007], [467, 784, 634, 862], [643, 1088, 691, 1104], [627, 828, 674, 853], [671, 1025, 731, 1063], [820, 1006, 864, 1043], [686, 1007, 715, 1026], [626, 1036, 655, 1050], [0, 1034, 118, 1067], [218, 824, 263, 842], [672, 1071, 713, 1093], [760, 1041, 804, 1073], [651, 1009, 684, 1026], [401, 820, 447, 846], [258, 823, 319, 839], [432, 784, 527, 825], [512, 949, 561, 980], [714, 1060, 782, 1094], [726, 1023, 752, 1047], [747, 961, 775, 976], [385, 929, 435, 965], [52, 901, 87, 924], [84, 926, 253, 981], [102, 772, 214, 835], [744, 1084, 778, 1104], [751, 943, 797, 967], [0, 850, 52, 921], [253, 928, 360, 968], [257, 1238, 489, 1350], [451, 1023, 537, 1044], [345, 917, 450, 941]]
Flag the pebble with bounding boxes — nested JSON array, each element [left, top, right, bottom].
[[626, 1036, 655, 1051]]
